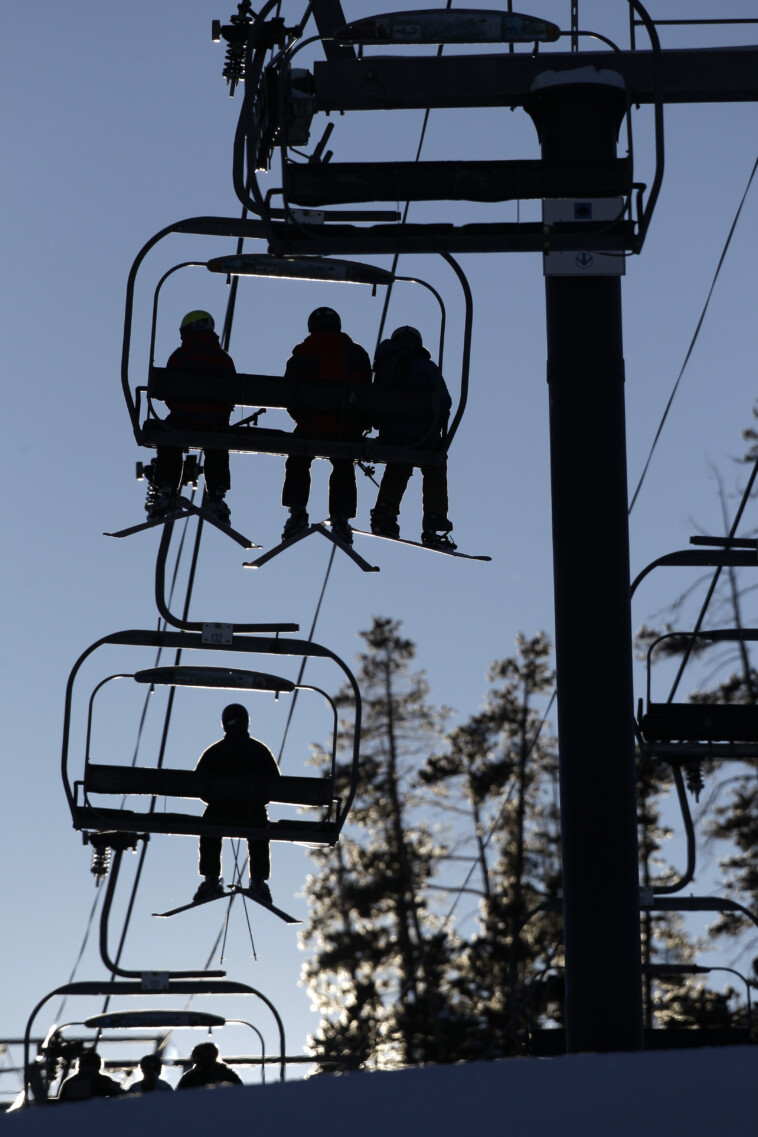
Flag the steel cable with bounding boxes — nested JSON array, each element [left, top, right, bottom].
[[629, 152, 758, 515]]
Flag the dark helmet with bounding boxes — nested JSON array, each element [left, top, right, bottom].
[[307, 306, 341, 333], [180, 310, 215, 333], [222, 703, 249, 732], [191, 1042, 219, 1065], [390, 325, 423, 348]]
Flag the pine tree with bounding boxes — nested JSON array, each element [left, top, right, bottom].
[[300, 617, 456, 1071], [418, 632, 563, 1056]]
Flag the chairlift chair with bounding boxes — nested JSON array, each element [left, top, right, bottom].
[[221, 3, 663, 256], [633, 536, 758, 762], [638, 628, 758, 761], [23, 979, 287, 1104], [123, 237, 471, 473], [61, 629, 361, 847]]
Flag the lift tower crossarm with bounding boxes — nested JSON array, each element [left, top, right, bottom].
[[311, 46, 758, 112]]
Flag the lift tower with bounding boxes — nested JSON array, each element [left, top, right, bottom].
[[527, 71, 641, 1052]]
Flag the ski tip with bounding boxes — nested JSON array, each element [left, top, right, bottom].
[[231, 886, 302, 923]]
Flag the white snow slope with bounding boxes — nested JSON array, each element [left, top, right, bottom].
[[8, 1047, 757, 1137]]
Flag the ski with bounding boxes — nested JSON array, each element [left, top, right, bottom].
[[105, 497, 259, 550], [104, 510, 189, 539], [352, 529, 492, 562], [242, 521, 318, 568], [243, 522, 380, 573], [153, 887, 301, 923], [153, 890, 235, 918], [230, 886, 302, 924]]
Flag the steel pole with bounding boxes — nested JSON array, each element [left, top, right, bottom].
[[527, 74, 644, 1052]]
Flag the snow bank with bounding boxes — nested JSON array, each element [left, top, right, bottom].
[[9, 1047, 757, 1137]]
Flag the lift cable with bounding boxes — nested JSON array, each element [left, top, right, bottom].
[[666, 453, 758, 706], [276, 542, 337, 765], [630, 152, 758, 891], [254, 0, 452, 816], [125, 489, 201, 784], [95, 178, 252, 997], [628, 151, 758, 515], [94, 0, 455, 997], [60, 16, 338, 1069], [214, 540, 339, 962], [56, 492, 200, 1020], [53, 888, 105, 1025], [100, 517, 208, 1015], [374, 0, 454, 356]]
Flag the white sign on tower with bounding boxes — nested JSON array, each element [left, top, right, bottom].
[[543, 198, 626, 276]]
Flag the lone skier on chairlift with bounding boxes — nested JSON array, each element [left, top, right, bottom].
[[146, 310, 236, 523], [370, 326, 456, 551], [280, 306, 372, 546], [193, 703, 281, 905]]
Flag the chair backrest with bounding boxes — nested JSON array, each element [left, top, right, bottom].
[[83, 763, 333, 806]]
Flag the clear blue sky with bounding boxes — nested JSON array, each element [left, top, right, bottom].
[[3, 0, 758, 1095]]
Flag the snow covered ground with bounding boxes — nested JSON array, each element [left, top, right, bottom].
[[8, 1047, 757, 1137]]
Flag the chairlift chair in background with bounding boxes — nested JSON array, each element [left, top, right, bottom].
[[62, 629, 361, 847], [219, 2, 663, 257], [23, 980, 287, 1105]]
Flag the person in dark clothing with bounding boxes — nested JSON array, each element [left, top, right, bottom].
[[193, 703, 281, 904], [58, 1051, 124, 1102], [370, 326, 456, 550], [126, 1054, 173, 1094], [177, 1043, 242, 1090], [147, 310, 236, 523], [281, 307, 372, 546]]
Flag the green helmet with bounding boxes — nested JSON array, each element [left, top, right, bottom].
[[180, 310, 215, 332]]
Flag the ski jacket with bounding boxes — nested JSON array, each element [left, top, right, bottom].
[[177, 1062, 242, 1089], [372, 340, 451, 446], [165, 330, 235, 425], [284, 329, 371, 436], [126, 1077, 173, 1094], [58, 1071, 124, 1101], [195, 731, 281, 809]]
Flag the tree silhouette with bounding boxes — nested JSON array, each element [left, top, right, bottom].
[[301, 617, 456, 1070]]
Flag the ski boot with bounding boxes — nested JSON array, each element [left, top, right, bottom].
[[248, 877, 273, 905], [204, 488, 231, 525], [421, 514, 457, 552], [329, 515, 353, 546], [370, 502, 400, 539], [193, 876, 225, 903], [145, 483, 178, 519], [282, 506, 309, 542]]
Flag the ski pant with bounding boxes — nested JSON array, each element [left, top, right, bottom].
[[282, 455, 357, 518], [198, 803, 271, 881], [376, 457, 449, 519], [154, 446, 230, 497]]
